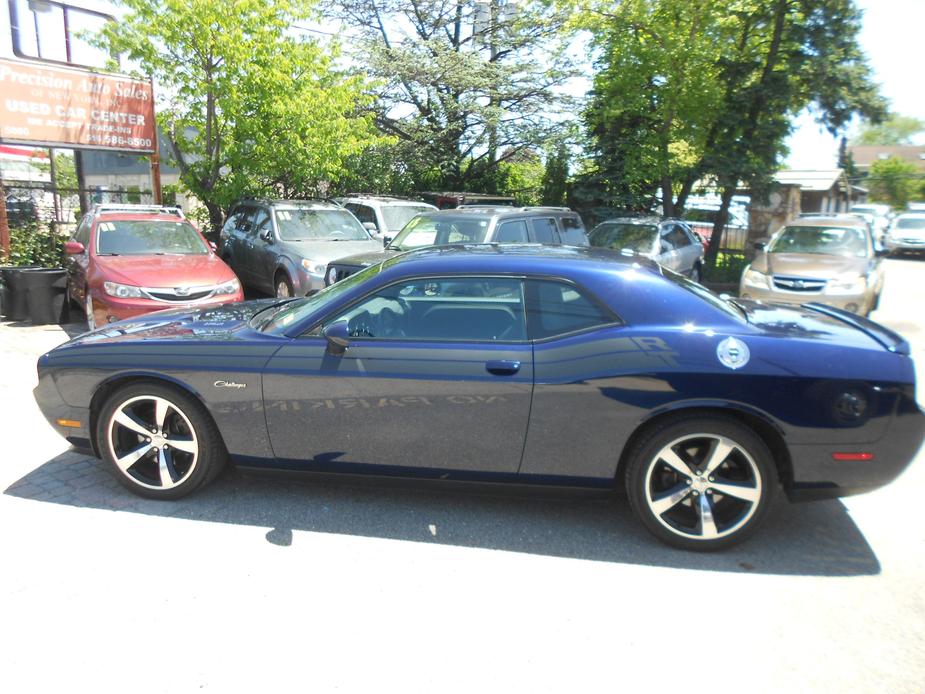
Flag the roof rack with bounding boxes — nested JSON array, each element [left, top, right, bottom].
[[92, 203, 184, 218]]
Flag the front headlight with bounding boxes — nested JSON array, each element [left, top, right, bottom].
[[741, 268, 770, 289], [215, 278, 240, 295], [301, 259, 327, 275], [103, 281, 143, 298], [827, 273, 866, 294]]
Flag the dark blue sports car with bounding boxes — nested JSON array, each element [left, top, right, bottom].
[[34, 245, 924, 550]]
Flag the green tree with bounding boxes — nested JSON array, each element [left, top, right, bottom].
[[324, 0, 575, 192], [575, 0, 886, 264], [852, 114, 925, 146], [867, 156, 918, 209], [96, 0, 381, 235], [540, 142, 570, 206]]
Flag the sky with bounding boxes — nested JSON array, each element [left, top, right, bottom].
[[784, 0, 925, 169]]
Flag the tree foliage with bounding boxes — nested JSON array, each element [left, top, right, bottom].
[[867, 156, 919, 209], [852, 114, 925, 146], [96, 0, 382, 234], [574, 0, 886, 264], [323, 0, 575, 192]]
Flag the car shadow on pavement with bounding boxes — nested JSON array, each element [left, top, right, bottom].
[[5, 449, 880, 577]]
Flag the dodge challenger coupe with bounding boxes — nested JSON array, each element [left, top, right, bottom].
[[34, 245, 924, 550]]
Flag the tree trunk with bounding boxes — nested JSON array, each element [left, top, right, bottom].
[[205, 201, 224, 240], [705, 184, 736, 266]]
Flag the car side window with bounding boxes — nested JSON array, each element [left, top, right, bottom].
[[352, 204, 377, 227], [526, 279, 616, 339], [222, 209, 242, 235], [559, 216, 587, 245], [252, 209, 271, 238], [327, 277, 527, 342], [529, 218, 561, 244], [663, 224, 691, 249], [237, 207, 256, 233], [495, 220, 529, 243]]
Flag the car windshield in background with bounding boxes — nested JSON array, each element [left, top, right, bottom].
[[769, 225, 868, 257], [95, 220, 208, 255], [381, 206, 432, 231], [895, 217, 925, 230], [589, 223, 657, 253], [274, 208, 369, 241], [389, 214, 490, 251]]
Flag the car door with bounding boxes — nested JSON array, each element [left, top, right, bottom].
[[67, 215, 93, 302], [262, 275, 534, 474], [240, 207, 273, 291], [657, 223, 684, 272]]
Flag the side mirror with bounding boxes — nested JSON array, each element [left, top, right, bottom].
[[64, 241, 85, 255], [323, 320, 351, 355], [363, 221, 378, 232], [208, 241, 217, 252], [382, 235, 393, 248], [753, 238, 769, 251], [259, 229, 273, 243]]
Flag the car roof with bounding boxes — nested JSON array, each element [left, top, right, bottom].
[[595, 217, 663, 226], [895, 212, 925, 218], [240, 198, 342, 209], [421, 207, 579, 219], [340, 195, 435, 206], [785, 215, 868, 228], [94, 213, 192, 223]]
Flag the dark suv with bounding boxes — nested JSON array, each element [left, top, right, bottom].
[[325, 206, 588, 285], [220, 199, 381, 297]]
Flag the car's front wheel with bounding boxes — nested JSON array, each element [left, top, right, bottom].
[[275, 272, 294, 298], [97, 382, 226, 499], [625, 415, 777, 550]]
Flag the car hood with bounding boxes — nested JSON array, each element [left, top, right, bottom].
[[281, 239, 382, 263], [94, 253, 236, 287], [59, 299, 290, 347], [765, 253, 868, 278], [328, 248, 400, 267]]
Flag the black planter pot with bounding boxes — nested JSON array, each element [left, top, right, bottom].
[[22, 268, 70, 325], [0, 265, 40, 321]]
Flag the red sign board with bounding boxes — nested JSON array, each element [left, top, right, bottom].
[[0, 58, 156, 153]]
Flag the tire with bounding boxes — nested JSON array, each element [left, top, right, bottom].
[[96, 382, 227, 500], [625, 415, 777, 551], [275, 272, 294, 298]]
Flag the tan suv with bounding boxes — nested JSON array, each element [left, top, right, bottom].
[[739, 215, 886, 315]]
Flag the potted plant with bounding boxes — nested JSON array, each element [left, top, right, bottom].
[[1, 220, 68, 324]]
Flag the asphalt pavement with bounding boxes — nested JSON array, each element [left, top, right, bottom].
[[1, 257, 923, 693]]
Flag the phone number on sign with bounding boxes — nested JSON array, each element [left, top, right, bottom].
[[93, 135, 153, 148]]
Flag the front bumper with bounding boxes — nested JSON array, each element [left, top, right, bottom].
[[885, 237, 925, 252], [90, 290, 244, 325], [33, 369, 93, 453], [739, 283, 873, 314]]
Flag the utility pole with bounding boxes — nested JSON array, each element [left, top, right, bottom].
[[0, 175, 10, 261]]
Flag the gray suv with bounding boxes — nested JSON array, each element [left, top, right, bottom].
[[325, 206, 588, 285], [220, 199, 381, 297], [588, 217, 705, 282]]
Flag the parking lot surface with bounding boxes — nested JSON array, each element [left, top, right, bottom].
[[1, 258, 924, 693]]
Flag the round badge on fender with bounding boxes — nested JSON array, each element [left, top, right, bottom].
[[717, 337, 750, 370]]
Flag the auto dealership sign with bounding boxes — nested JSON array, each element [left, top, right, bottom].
[[0, 58, 156, 153]]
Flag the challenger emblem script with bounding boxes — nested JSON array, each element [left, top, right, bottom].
[[716, 337, 750, 370], [214, 380, 247, 389]]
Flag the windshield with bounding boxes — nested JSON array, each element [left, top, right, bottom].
[[257, 261, 387, 332], [769, 225, 869, 257], [95, 220, 208, 255], [381, 205, 433, 232], [388, 214, 490, 251], [852, 206, 887, 218], [589, 223, 657, 253], [274, 208, 370, 241], [895, 217, 925, 230]]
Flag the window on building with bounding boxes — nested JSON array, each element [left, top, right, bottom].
[[10, 0, 113, 68]]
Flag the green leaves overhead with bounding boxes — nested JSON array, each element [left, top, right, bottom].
[[97, 0, 382, 233]]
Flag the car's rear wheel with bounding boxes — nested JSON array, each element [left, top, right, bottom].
[[275, 272, 294, 298], [97, 383, 226, 499], [625, 416, 777, 550]]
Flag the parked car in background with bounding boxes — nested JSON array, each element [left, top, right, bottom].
[[884, 213, 925, 256], [325, 206, 588, 285], [64, 204, 242, 330], [851, 203, 892, 242], [336, 195, 437, 243], [220, 199, 381, 297], [419, 191, 517, 209], [34, 245, 924, 550], [587, 217, 705, 282], [739, 215, 885, 315]]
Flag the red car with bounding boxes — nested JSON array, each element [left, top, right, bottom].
[[64, 208, 243, 329]]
